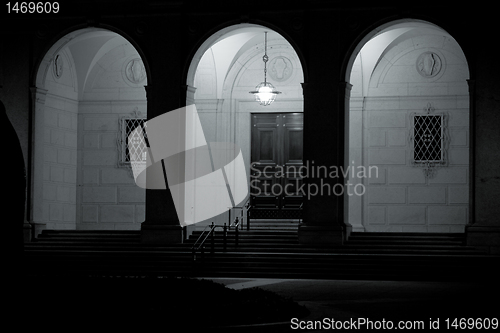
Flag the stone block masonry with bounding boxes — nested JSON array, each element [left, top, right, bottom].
[[348, 29, 470, 232], [78, 102, 146, 230]]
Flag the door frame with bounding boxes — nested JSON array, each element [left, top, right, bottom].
[[250, 112, 303, 219]]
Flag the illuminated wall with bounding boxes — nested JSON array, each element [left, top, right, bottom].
[[348, 22, 470, 232]]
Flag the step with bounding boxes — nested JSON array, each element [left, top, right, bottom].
[[24, 241, 492, 256], [26, 239, 479, 249], [247, 222, 298, 226], [23, 247, 497, 260], [40, 230, 140, 235], [25, 251, 484, 264], [188, 231, 297, 238], [24, 251, 493, 268], [185, 239, 299, 245], [346, 240, 465, 246], [26, 233, 479, 248], [348, 234, 464, 240], [247, 226, 298, 230], [33, 238, 467, 249], [25, 229, 493, 281], [349, 232, 465, 237], [35, 237, 141, 243]]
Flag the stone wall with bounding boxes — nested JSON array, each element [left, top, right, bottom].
[[34, 29, 147, 230], [78, 101, 146, 230], [77, 41, 147, 230], [40, 48, 79, 230], [42, 94, 78, 229], [348, 27, 470, 232]]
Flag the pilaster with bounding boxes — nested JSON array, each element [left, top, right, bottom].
[[342, 82, 354, 238], [140, 85, 184, 244], [297, 82, 351, 245], [26, 87, 48, 242], [465, 77, 500, 254]]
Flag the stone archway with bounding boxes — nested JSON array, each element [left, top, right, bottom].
[[186, 23, 305, 229], [344, 20, 470, 233], [33, 27, 149, 231]]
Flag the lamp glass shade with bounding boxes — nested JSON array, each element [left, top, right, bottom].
[[249, 82, 281, 106]]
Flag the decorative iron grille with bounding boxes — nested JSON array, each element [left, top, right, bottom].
[[413, 115, 443, 162], [124, 118, 147, 162], [409, 103, 448, 178], [117, 109, 147, 175]]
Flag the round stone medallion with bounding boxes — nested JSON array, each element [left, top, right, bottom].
[[124, 58, 147, 84], [416, 51, 443, 78], [269, 56, 293, 82], [53, 54, 63, 79]]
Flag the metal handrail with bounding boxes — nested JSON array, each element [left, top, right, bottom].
[[236, 196, 252, 231], [191, 223, 214, 253], [298, 201, 304, 224], [227, 207, 241, 229], [226, 195, 251, 230], [231, 216, 241, 228], [192, 222, 230, 262], [245, 200, 252, 230]]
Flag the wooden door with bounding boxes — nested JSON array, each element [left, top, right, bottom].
[[250, 113, 303, 219]]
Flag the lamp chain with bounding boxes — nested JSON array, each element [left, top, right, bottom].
[[263, 31, 268, 84]]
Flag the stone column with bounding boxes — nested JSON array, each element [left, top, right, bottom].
[[465, 78, 500, 254], [182, 84, 197, 238], [140, 85, 184, 244], [297, 82, 352, 245], [342, 82, 355, 237], [467, 79, 476, 227], [2, 99, 26, 254], [27, 87, 48, 242]]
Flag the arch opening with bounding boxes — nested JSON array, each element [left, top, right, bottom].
[[186, 23, 305, 228], [33, 27, 148, 230], [345, 19, 470, 233]]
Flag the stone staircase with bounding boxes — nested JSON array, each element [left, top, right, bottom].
[[23, 222, 499, 281]]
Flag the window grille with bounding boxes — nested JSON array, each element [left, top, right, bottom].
[[124, 118, 147, 162], [117, 109, 147, 174], [409, 103, 448, 178], [413, 114, 443, 162]]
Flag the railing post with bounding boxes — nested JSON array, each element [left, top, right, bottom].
[[210, 222, 215, 254], [235, 217, 239, 247], [240, 209, 244, 231], [246, 203, 251, 231], [223, 223, 227, 251]]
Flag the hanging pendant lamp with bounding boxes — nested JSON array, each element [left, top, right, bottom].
[[249, 32, 281, 106]]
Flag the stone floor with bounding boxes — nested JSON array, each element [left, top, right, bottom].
[[203, 277, 500, 332]]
